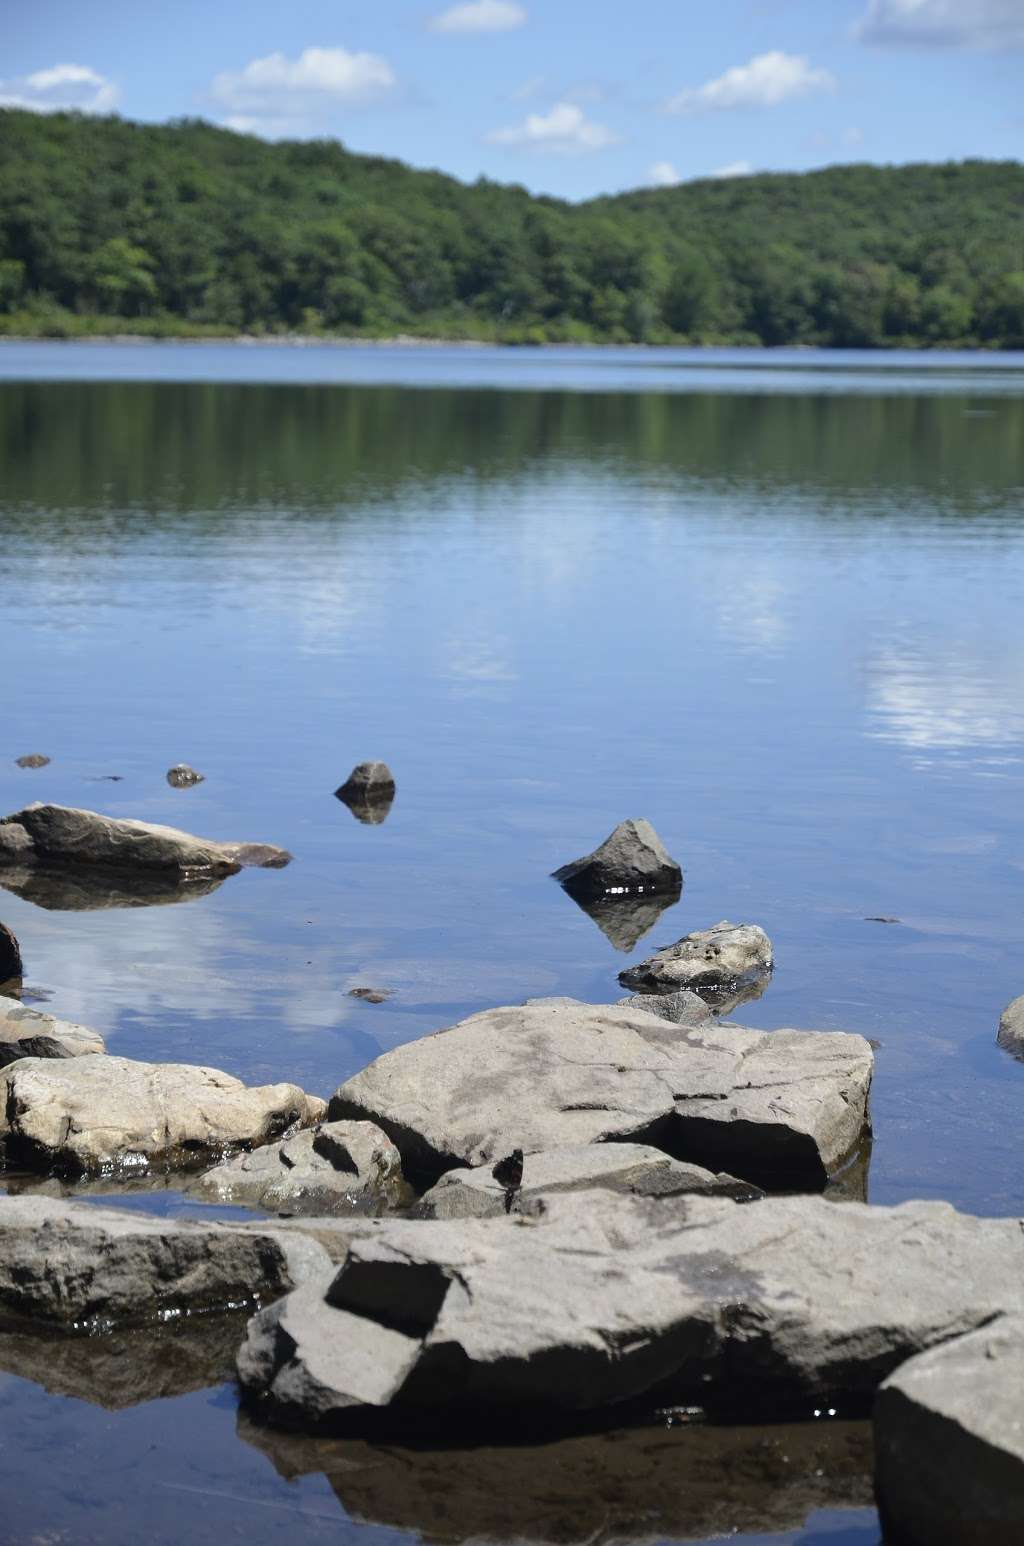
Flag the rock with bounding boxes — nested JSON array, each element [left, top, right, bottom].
[[191, 1120, 409, 1214], [616, 989, 712, 1025], [552, 818, 682, 902], [240, 1411, 874, 1544], [0, 1055, 326, 1176], [166, 763, 205, 788], [335, 763, 396, 824], [874, 1317, 1024, 1545], [0, 865, 227, 911], [0, 922, 22, 982], [237, 1190, 1024, 1430], [0, 1195, 331, 1328], [413, 1144, 761, 1219], [348, 986, 392, 1004], [563, 888, 682, 953], [15, 754, 49, 769], [0, 1000, 105, 1069], [618, 920, 773, 996], [0, 803, 291, 875], [328, 998, 872, 1188], [997, 994, 1024, 1059]]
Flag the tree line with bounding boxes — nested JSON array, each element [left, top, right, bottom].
[[1, 108, 1022, 348]]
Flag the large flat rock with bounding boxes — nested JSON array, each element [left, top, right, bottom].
[[0, 1054, 326, 1176], [0, 1195, 332, 1328], [237, 1190, 1024, 1430], [0, 802, 290, 876], [0, 1000, 106, 1069], [874, 1316, 1024, 1546], [328, 998, 873, 1187]]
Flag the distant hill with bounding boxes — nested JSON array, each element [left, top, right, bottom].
[[1, 109, 1022, 347]]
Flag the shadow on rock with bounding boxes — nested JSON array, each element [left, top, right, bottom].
[[238, 1411, 874, 1546], [560, 882, 682, 953], [0, 865, 228, 912]]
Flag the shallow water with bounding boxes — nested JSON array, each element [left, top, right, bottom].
[[1, 342, 1023, 1544]]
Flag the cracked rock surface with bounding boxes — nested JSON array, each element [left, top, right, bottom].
[[0, 1000, 106, 1069], [328, 998, 872, 1188], [0, 802, 291, 875], [619, 920, 773, 995], [191, 1119, 409, 1214]]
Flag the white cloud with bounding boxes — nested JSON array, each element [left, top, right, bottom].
[[486, 101, 620, 154], [854, 0, 1024, 49], [0, 62, 118, 114], [431, 0, 527, 32], [647, 160, 681, 186], [211, 46, 396, 133], [709, 159, 754, 177], [666, 51, 836, 114], [843, 125, 865, 146]]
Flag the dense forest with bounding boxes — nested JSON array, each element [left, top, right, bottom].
[[1, 108, 1023, 348]]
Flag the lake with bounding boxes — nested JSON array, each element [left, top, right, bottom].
[[1, 341, 1023, 1544]]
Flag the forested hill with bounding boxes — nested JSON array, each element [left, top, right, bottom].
[[2, 108, 1023, 347]]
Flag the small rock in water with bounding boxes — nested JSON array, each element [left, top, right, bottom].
[[0, 923, 22, 982], [552, 818, 682, 902], [616, 989, 712, 1026], [865, 916, 900, 924], [15, 755, 49, 770], [619, 920, 773, 997], [167, 764, 205, 789], [348, 987, 392, 1004], [997, 994, 1024, 1060], [335, 762, 396, 825]]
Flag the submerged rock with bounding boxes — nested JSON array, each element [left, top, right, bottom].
[[563, 887, 682, 953], [619, 920, 773, 996], [615, 989, 712, 1026], [0, 802, 291, 876], [0, 922, 21, 982], [348, 986, 392, 1004], [0, 1001, 105, 1069], [997, 994, 1024, 1059], [335, 763, 396, 824], [328, 998, 872, 1188], [166, 763, 205, 789], [236, 1190, 1024, 1430], [552, 819, 682, 902], [191, 1120, 408, 1215], [874, 1317, 1024, 1546], [14, 754, 49, 769], [0, 1054, 326, 1176], [0, 1195, 332, 1328]]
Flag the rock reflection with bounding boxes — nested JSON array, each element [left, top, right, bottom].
[[559, 884, 682, 953], [334, 788, 395, 826], [239, 1413, 873, 1545], [0, 864, 227, 911]]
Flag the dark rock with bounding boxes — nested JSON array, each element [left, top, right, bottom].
[[0, 1000, 105, 1069], [0, 802, 290, 874], [0, 922, 22, 982], [997, 994, 1024, 1060], [563, 885, 682, 952], [190, 1120, 410, 1214], [15, 754, 49, 769], [348, 987, 392, 1004], [552, 818, 682, 902], [166, 764, 205, 788], [874, 1316, 1024, 1546], [618, 920, 773, 996], [865, 916, 900, 924], [335, 763, 396, 824]]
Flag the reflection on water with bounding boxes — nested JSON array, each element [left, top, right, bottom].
[[0, 864, 227, 911], [559, 881, 683, 952]]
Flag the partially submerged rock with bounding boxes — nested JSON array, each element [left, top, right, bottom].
[[615, 989, 712, 1025], [552, 819, 682, 902], [0, 922, 21, 982], [874, 1316, 1024, 1546], [191, 1120, 408, 1215], [335, 763, 396, 824], [413, 1144, 761, 1219], [15, 754, 49, 769], [328, 998, 872, 1188], [166, 763, 205, 788], [0, 1195, 331, 1328], [0, 803, 291, 876], [237, 1191, 1024, 1430], [997, 994, 1024, 1060], [0, 1055, 326, 1176], [0, 1001, 105, 1069], [619, 920, 773, 997]]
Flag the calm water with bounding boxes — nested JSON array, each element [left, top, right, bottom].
[[1, 342, 1023, 1544]]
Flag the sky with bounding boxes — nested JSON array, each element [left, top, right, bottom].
[[1, 0, 1022, 200]]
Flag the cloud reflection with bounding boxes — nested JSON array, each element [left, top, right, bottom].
[[866, 646, 1024, 751]]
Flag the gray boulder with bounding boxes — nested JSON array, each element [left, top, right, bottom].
[[237, 1190, 1024, 1428], [166, 763, 205, 788], [191, 1120, 409, 1214], [328, 998, 872, 1188], [335, 763, 396, 824], [552, 818, 682, 902], [997, 994, 1024, 1059], [413, 1143, 761, 1219], [0, 921, 21, 981], [615, 989, 712, 1025], [619, 920, 773, 995], [0, 802, 291, 875], [0, 1054, 326, 1176], [0, 1195, 331, 1328], [0, 1000, 105, 1069], [874, 1316, 1024, 1546]]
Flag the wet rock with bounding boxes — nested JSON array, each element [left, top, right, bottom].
[[166, 763, 205, 788], [241, 1413, 875, 1545], [15, 754, 49, 769], [191, 1120, 408, 1215], [0, 1001, 105, 1069], [997, 994, 1024, 1059], [413, 1143, 761, 1219], [0, 922, 21, 982], [874, 1316, 1024, 1546], [618, 920, 773, 996], [0, 1055, 326, 1177], [563, 886, 682, 953], [335, 763, 396, 824], [328, 998, 872, 1188], [0, 865, 227, 911], [0, 802, 291, 876], [348, 987, 392, 1004], [0, 1195, 331, 1328], [237, 1190, 1024, 1430], [552, 819, 682, 902], [616, 989, 712, 1025]]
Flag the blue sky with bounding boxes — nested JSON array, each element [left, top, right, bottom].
[[2, 0, 1022, 199]]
